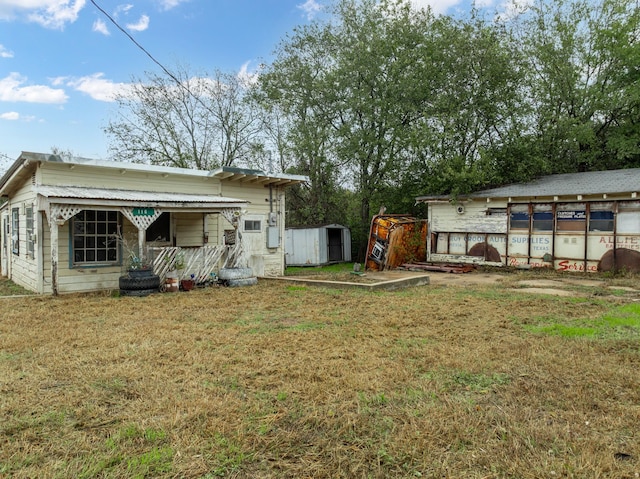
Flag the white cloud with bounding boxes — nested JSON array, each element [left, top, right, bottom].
[[0, 44, 14, 58], [114, 4, 133, 18], [496, 0, 533, 20], [409, 0, 462, 14], [158, 0, 189, 11], [297, 0, 321, 20], [65, 73, 132, 102], [126, 14, 149, 32], [0, 0, 88, 30], [0, 72, 68, 103], [238, 61, 259, 87], [92, 18, 109, 35], [1, 111, 20, 120]]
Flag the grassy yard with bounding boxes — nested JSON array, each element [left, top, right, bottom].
[[0, 274, 639, 478]]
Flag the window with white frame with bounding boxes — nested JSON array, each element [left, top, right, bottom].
[[71, 210, 120, 265], [243, 219, 262, 232], [26, 206, 35, 258], [11, 207, 19, 255]]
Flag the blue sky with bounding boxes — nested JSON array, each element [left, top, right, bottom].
[[0, 0, 514, 169]]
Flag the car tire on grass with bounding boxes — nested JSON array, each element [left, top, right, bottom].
[[119, 275, 161, 291], [218, 267, 253, 281], [119, 288, 158, 297], [225, 277, 258, 287]]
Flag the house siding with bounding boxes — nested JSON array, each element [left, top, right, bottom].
[[39, 162, 223, 196], [5, 180, 39, 292], [176, 213, 206, 247], [220, 181, 287, 277]]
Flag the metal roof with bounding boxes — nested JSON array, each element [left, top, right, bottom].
[[416, 168, 640, 202], [210, 166, 308, 187], [0, 152, 308, 196], [37, 185, 248, 209]]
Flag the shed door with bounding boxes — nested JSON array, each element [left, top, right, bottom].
[[327, 228, 343, 262]]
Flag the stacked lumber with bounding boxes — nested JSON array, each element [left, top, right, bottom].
[[398, 262, 476, 274]]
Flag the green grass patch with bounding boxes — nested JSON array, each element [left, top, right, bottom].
[[524, 303, 640, 339], [0, 277, 33, 296], [74, 424, 172, 478]]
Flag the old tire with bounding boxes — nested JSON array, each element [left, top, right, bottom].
[[225, 277, 258, 287], [218, 267, 253, 281], [119, 288, 158, 297], [119, 275, 161, 291]]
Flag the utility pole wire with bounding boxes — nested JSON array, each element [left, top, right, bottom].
[[89, 0, 185, 89]]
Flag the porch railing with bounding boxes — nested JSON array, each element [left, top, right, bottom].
[[149, 246, 228, 283]]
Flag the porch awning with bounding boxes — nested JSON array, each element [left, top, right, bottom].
[[35, 185, 249, 211]]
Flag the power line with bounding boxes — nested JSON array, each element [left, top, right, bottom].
[[89, 0, 185, 88]]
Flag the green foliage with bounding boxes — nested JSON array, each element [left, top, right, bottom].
[[106, 0, 640, 256]]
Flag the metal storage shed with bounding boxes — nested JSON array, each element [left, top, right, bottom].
[[285, 224, 352, 266]]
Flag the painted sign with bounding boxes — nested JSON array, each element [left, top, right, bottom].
[[557, 210, 586, 220], [132, 207, 155, 217]]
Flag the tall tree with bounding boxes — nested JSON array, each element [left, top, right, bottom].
[[406, 11, 529, 197], [105, 66, 264, 169], [519, 0, 640, 173], [259, 0, 439, 245]]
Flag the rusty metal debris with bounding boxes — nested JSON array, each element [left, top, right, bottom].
[[365, 214, 428, 271], [398, 262, 476, 274]]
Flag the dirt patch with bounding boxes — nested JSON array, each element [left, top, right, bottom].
[[284, 269, 640, 298], [514, 287, 576, 296]]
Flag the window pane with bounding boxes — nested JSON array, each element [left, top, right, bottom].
[[589, 211, 614, 232], [510, 212, 529, 230], [533, 212, 553, 232], [72, 210, 120, 266]]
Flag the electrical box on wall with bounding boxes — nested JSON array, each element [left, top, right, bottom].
[[268, 212, 277, 226], [267, 226, 280, 248]]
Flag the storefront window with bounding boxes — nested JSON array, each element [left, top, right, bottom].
[[556, 207, 586, 232], [589, 211, 614, 232]]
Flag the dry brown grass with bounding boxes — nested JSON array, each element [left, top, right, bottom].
[[1, 278, 639, 478]]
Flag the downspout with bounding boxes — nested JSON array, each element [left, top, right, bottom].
[[612, 201, 618, 272], [584, 202, 590, 271]]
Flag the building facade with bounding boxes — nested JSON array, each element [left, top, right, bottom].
[[416, 169, 640, 273], [0, 152, 307, 294]]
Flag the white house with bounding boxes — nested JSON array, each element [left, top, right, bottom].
[[415, 168, 640, 273], [0, 152, 307, 294]]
